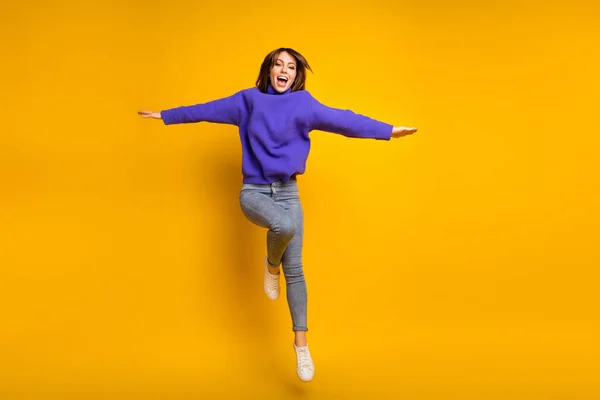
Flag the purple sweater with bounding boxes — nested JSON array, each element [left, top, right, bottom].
[[161, 84, 393, 184]]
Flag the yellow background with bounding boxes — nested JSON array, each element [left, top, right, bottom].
[[1, 0, 599, 398]]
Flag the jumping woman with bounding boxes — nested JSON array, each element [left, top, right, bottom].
[[138, 47, 417, 382]]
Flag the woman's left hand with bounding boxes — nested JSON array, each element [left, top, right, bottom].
[[391, 126, 418, 138]]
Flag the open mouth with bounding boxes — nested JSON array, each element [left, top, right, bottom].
[[276, 76, 289, 87]]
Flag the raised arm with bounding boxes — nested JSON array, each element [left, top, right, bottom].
[[308, 95, 416, 139], [138, 91, 243, 126]]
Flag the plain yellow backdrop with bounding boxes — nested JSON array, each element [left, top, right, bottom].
[[1, 0, 599, 398]]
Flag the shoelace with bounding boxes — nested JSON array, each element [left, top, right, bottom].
[[267, 274, 279, 290], [296, 347, 312, 369]]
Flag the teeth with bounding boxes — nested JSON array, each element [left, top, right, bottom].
[[278, 76, 288, 81]]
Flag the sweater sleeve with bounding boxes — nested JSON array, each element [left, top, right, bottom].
[[161, 91, 242, 126], [308, 95, 392, 140]]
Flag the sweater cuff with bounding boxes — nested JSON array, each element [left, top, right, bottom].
[[376, 122, 394, 140], [160, 109, 176, 125]]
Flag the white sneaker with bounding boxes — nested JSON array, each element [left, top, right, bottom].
[[293, 343, 315, 382], [264, 257, 280, 300]]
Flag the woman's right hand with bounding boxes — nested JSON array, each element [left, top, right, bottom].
[[138, 111, 162, 119]]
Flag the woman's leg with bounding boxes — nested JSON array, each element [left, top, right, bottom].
[[239, 181, 314, 381], [278, 199, 308, 340], [239, 187, 297, 267], [239, 183, 308, 331], [274, 186, 314, 382]]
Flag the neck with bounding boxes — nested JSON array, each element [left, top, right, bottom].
[[267, 83, 292, 95]]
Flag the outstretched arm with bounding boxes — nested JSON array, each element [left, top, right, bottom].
[[309, 96, 416, 139], [138, 91, 242, 126]]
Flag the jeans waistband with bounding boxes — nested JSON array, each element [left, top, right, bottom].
[[242, 176, 297, 191]]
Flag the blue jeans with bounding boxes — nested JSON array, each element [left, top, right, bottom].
[[239, 179, 307, 332]]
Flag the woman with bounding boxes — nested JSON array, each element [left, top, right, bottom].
[[138, 47, 417, 382]]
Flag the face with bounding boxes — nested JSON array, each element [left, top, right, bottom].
[[269, 51, 297, 93]]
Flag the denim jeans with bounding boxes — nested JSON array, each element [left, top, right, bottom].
[[239, 179, 307, 332]]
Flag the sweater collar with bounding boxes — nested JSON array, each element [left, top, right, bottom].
[[267, 83, 292, 95]]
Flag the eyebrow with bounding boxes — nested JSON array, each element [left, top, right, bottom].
[[275, 58, 296, 66]]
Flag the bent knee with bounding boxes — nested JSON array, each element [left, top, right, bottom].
[[275, 217, 296, 239]]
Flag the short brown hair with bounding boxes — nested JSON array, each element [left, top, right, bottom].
[[255, 48, 313, 93]]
